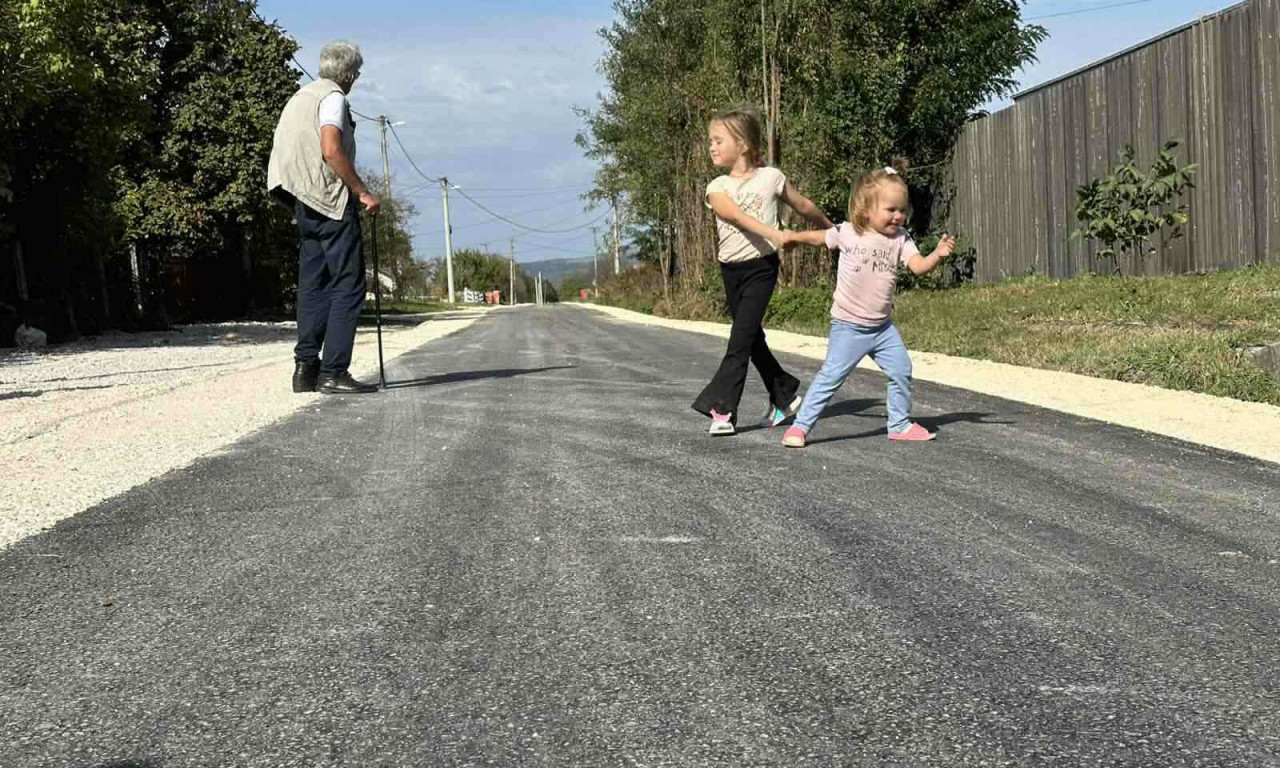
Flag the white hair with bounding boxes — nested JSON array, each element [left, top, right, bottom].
[[318, 41, 363, 85]]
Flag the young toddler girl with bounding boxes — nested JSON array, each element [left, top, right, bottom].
[[778, 166, 954, 446]]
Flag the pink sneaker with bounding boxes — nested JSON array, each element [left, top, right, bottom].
[[782, 427, 807, 448], [888, 423, 935, 442], [708, 409, 735, 436]]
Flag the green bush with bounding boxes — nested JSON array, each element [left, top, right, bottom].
[[766, 287, 831, 330]]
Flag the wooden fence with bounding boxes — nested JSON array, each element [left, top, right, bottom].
[[947, 0, 1280, 281]]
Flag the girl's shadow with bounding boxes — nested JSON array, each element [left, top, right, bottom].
[[802, 399, 1013, 445], [735, 397, 879, 435]]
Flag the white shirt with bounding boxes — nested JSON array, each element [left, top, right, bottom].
[[705, 166, 787, 263], [318, 91, 347, 133]]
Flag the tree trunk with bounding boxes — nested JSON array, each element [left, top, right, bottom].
[[129, 242, 143, 317], [13, 240, 28, 301], [761, 0, 772, 166], [240, 228, 255, 311], [769, 50, 782, 166], [95, 250, 111, 323]]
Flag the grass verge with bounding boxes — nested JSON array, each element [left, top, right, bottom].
[[599, 263, 1280, 406], [361, 299, 454, 315]]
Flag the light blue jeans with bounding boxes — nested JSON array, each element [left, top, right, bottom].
[[794, 319, 913, 434]]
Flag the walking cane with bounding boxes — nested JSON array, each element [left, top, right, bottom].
[[371, 212, 386, 389]]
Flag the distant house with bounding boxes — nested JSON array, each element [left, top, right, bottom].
[[365, 270, 395, 301]]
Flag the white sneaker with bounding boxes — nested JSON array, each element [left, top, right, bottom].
[[708, 409, 736, 435], [759, 395, 803, 427]]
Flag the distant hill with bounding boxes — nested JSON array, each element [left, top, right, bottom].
[[524, 253, 643, 286]]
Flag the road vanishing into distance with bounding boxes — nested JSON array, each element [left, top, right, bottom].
[[3, 306, 1278, 767]]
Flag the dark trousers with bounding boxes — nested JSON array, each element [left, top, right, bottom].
[[692, 254, 800, 423], [294, 199, 366, 376]]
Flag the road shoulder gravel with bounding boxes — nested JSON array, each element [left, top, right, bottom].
[[0, 309, 494, 549]]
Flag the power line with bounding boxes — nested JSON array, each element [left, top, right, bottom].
[[388, 123, 442, 183], [1025, 0, 1152, 21], [432, 188, 590, 200], [462, 197, 600, 230], [515, 240, 596, 258], [451, 187, 611, 235], [368, 96, 605, 237], [458, 183, 595, 193], [248, 7, 382, 125], [248, 6, 318, 82]]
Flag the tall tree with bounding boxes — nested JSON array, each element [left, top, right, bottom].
[[0, 0, 158, 334], [359, 170, 420, 303], [116, 0, 301, 320], [0, 0, 302, 339], [580, 0, 1045, 297]]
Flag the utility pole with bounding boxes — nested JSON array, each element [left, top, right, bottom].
[[761, 0, 771, 166], [441, 177, 455, 303], [591, 226, 599, 297], [612, 195, 622, 275], [378, 117, 392, 302], [537, 272, 543, 306], [509, 238, 516, 305], [378, 116, 393, 203]]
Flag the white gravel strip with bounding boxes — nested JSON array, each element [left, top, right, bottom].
[[0, 309, 493, 549], [580, 303, 1280, 466]]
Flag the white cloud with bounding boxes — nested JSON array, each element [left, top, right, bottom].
[[285, 15, 611, 256]]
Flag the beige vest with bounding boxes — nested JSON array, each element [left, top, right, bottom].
[[267, 79, 358, 220]]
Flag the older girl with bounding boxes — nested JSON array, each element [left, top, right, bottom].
[[693, 108, 833, 435]]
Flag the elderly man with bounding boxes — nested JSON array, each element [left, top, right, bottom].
[[268, 41, 380, 394]]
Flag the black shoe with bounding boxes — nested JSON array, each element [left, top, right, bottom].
[[317, 372, 379, 394], [292, 360, 321, 393]]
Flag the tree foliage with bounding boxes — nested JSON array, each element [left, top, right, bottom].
[[579, 0, 1045, 296], [432, 249, 538, 304], [359, 170, 422, 302], [0, 0, 321, 340]]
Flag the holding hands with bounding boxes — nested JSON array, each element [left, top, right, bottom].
[[774, 227, 826, 251]]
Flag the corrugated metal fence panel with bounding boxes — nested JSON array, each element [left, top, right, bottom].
[[1158, 32, 1195, 274], [1066, 75, 1092, 276], [1024, 97, 1044, 273], [1255, 0, 1280, 263], [947, 0, 1277, 280], [1131, 45, 1162, 276], [1085, 66, 1109, 272], [1224, 6, 1257, 268]]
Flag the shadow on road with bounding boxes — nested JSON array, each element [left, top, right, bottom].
[[382, 365, 574, 390], [0, 384, 120, 401], [805, 409, 1012, 445], [359, 311, 490, 328], [734, 397, 880, 435], [0, 312, 486, 358]]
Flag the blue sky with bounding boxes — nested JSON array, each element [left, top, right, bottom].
[[256, 0, 1240, 263]]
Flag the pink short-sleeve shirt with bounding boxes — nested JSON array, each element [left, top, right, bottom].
[[824, 223, 920, 326]]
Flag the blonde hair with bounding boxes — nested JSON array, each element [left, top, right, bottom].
[[849, 159, 910, 233], [710, 108, 765, 168]]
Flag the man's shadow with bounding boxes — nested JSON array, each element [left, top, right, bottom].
[[381, 365, 573, 390], [798, 399, 1014, 444]]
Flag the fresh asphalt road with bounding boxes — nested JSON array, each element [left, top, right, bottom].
[[3, 305, 1279, 768]]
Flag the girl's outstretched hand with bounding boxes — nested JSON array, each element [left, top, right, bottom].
[[933, 235, 957, 260]]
